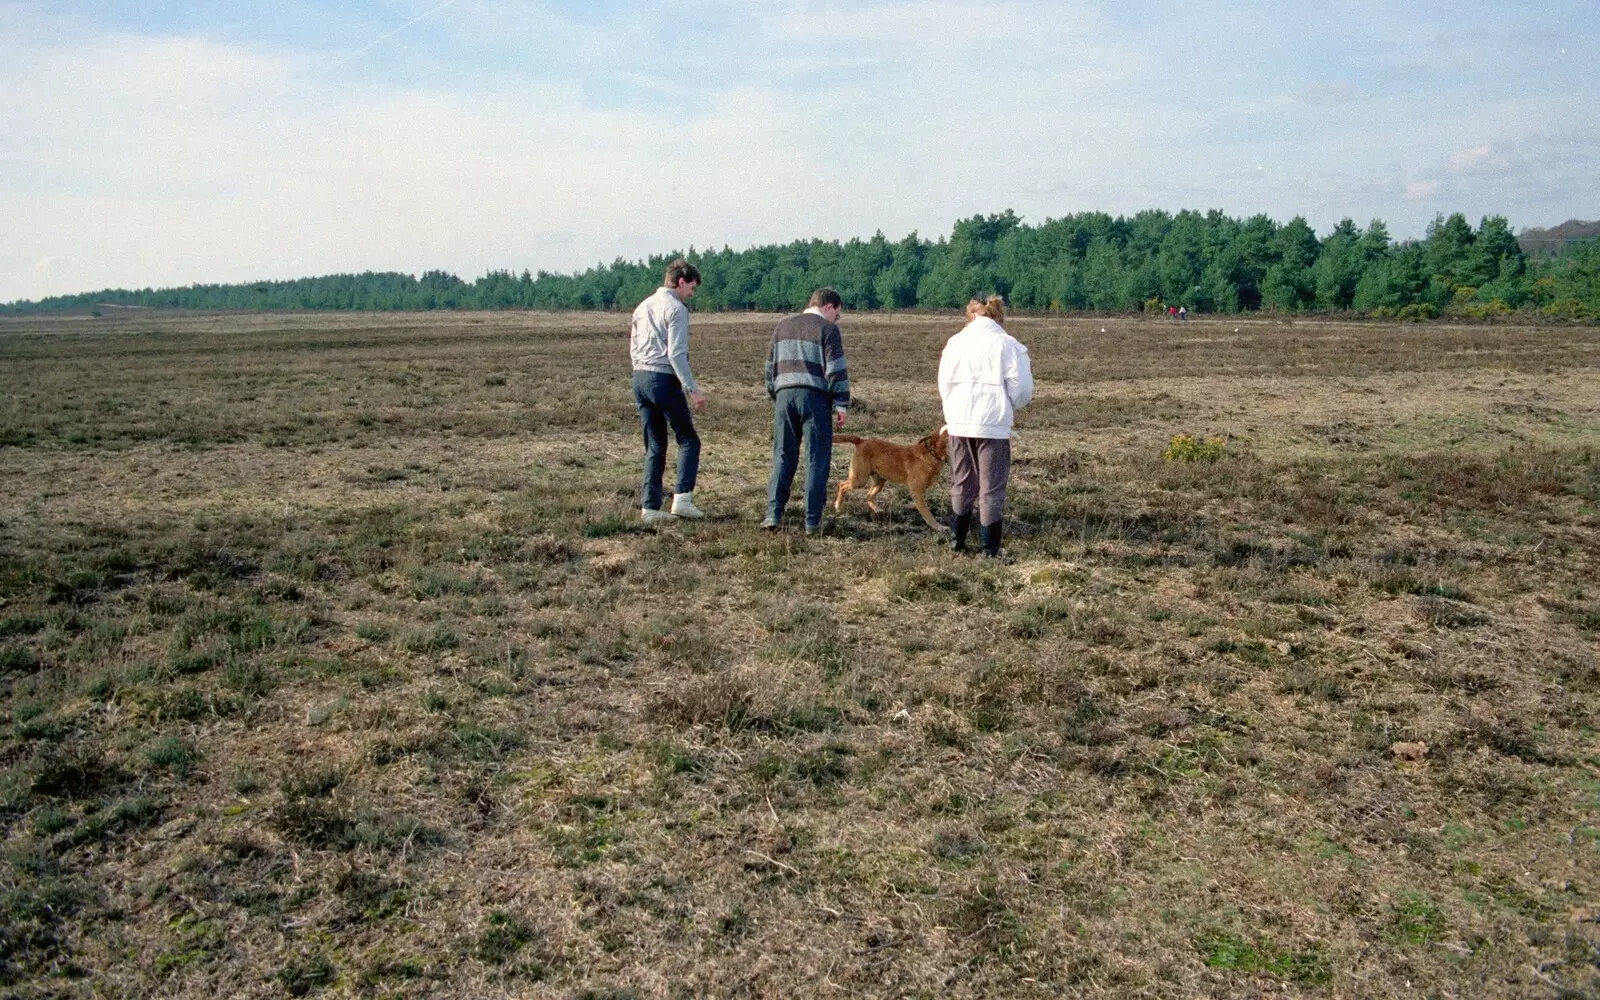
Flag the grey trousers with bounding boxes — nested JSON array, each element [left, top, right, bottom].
[[949, 436, 1011, 524]]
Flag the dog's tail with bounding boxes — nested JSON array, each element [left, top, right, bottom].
[[835, 434, 864, 446]]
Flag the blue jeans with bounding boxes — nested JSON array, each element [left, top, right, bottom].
[[767, 387, 833, 528], [633, 371, 699, 511]]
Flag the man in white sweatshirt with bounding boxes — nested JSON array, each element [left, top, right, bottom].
[[629, 258, 708, 522], [937, 295, 1033, 559]]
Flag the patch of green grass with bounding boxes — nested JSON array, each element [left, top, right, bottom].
[[1196, 932, 1332, 984], [231, 767, 264, 796], [72, 796, 162, 844], [0, 644, 42, 675], [410, 566, 493, 599], [447, 722, 525, 763], [766, 605, 857, 676], [281, 766, 345, 799], [0, 615, 47, 637], [544, 795, 625, 867], [946, 879, 1028, 960], [400, 624, 459, 653], [143, 736, 199, 778], [1542, 597, 1600, 632], [164, 644, 228, 678], [889, 568, 981, 604], [648, 674, 761, 732], [0, 877, 86, 980], [221, 656, 274, 697], [1415, 596, 1490, 628], [474, 911, 538, 964], [1276, 664, 1348, 701], [794, 742, 855, 786], [641, 613, 721, 672], [271, 798, 442, 852], [28, 745, 122, 799], [1008, 598, 1078, 638], [1388, 891, 1446, 946], [30, 805, 75, 836], [1371, 571, 1471, 600], [278, 952, 337, 996]]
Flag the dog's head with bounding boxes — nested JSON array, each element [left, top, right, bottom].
[[919, 428, 950, 463]]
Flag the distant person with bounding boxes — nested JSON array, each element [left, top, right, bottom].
[[1178, 305, 1188, 321], [938, 295, 1033, 560], [762, 288, 851, 535], [1168, 305, 1178, 319], [629, 258, 707, 523]]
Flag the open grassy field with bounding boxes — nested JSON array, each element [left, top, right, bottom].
[[2, 308, 1598, 999]]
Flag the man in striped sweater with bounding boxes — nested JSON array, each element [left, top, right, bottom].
[[762, 288, 851, 535]]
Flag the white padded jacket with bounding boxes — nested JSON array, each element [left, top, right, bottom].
[[937, 316, 1034, 439]]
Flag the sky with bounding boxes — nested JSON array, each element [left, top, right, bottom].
[[2, 0, 1597, 303]]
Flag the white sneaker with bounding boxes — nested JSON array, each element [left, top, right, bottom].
[[670, 493, 706, 519], [641, 507, 676, 523]]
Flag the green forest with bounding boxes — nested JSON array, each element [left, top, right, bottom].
[[9, 209, 1600, 319]]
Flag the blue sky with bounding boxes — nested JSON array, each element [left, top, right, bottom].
[[2, 0, 1596, 302]]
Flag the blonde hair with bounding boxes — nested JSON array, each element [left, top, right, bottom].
[[967, 294, 1006, 324]]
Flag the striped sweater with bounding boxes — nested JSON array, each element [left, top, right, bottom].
[[764, 310, 850, 409]]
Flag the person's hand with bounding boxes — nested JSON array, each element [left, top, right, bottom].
[[689, 389, 708, 413], [834, 408, 847, 429]]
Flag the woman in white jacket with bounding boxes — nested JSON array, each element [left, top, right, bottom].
[[938, 295, 1033, 558]]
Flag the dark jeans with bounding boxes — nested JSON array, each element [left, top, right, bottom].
[[949, 435, 1011, 524], [633, 370, 699, 510], [767, 387, 833, 528]]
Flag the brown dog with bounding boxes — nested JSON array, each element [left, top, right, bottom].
[[833, 429, 949, 530]]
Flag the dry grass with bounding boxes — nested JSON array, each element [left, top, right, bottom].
[[2, 309, 1599, 998]]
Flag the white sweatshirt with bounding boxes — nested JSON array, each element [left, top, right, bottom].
[[629, 286, 698, 393], [937, 316, 1034, 439]]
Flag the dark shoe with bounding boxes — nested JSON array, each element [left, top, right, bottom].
[[980, 522, 1013, 563], [950, 512, 973, 553]]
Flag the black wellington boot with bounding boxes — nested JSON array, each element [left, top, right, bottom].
[[950, 513, 973, 553], [979, 522, 1013, 563]]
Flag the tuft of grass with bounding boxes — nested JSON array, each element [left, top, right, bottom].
[[945, 879, 1028, 960], [0, 645, 42, 675], [28, 745, 122, 799], [1415, 596, 1490, 628], [400, 624, 459, 653], [0, 615, 47, 637], [474, 911, 539, 964], [1162, 433, 1227, 462], [143, 736, 199, 778], [648, 673, 762, 732], [278, 953, 337, 996], [281, 766, 345, 799]]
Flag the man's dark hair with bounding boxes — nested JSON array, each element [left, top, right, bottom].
[[807, 287, 843, 310], [664, 258, 701, 287]]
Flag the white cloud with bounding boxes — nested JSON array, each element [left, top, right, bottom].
[[1405, 180, 1440, 201], [1447, 144, 1494, 172]]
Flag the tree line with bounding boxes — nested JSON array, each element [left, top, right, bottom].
[[9, 210, 1600, 319]]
